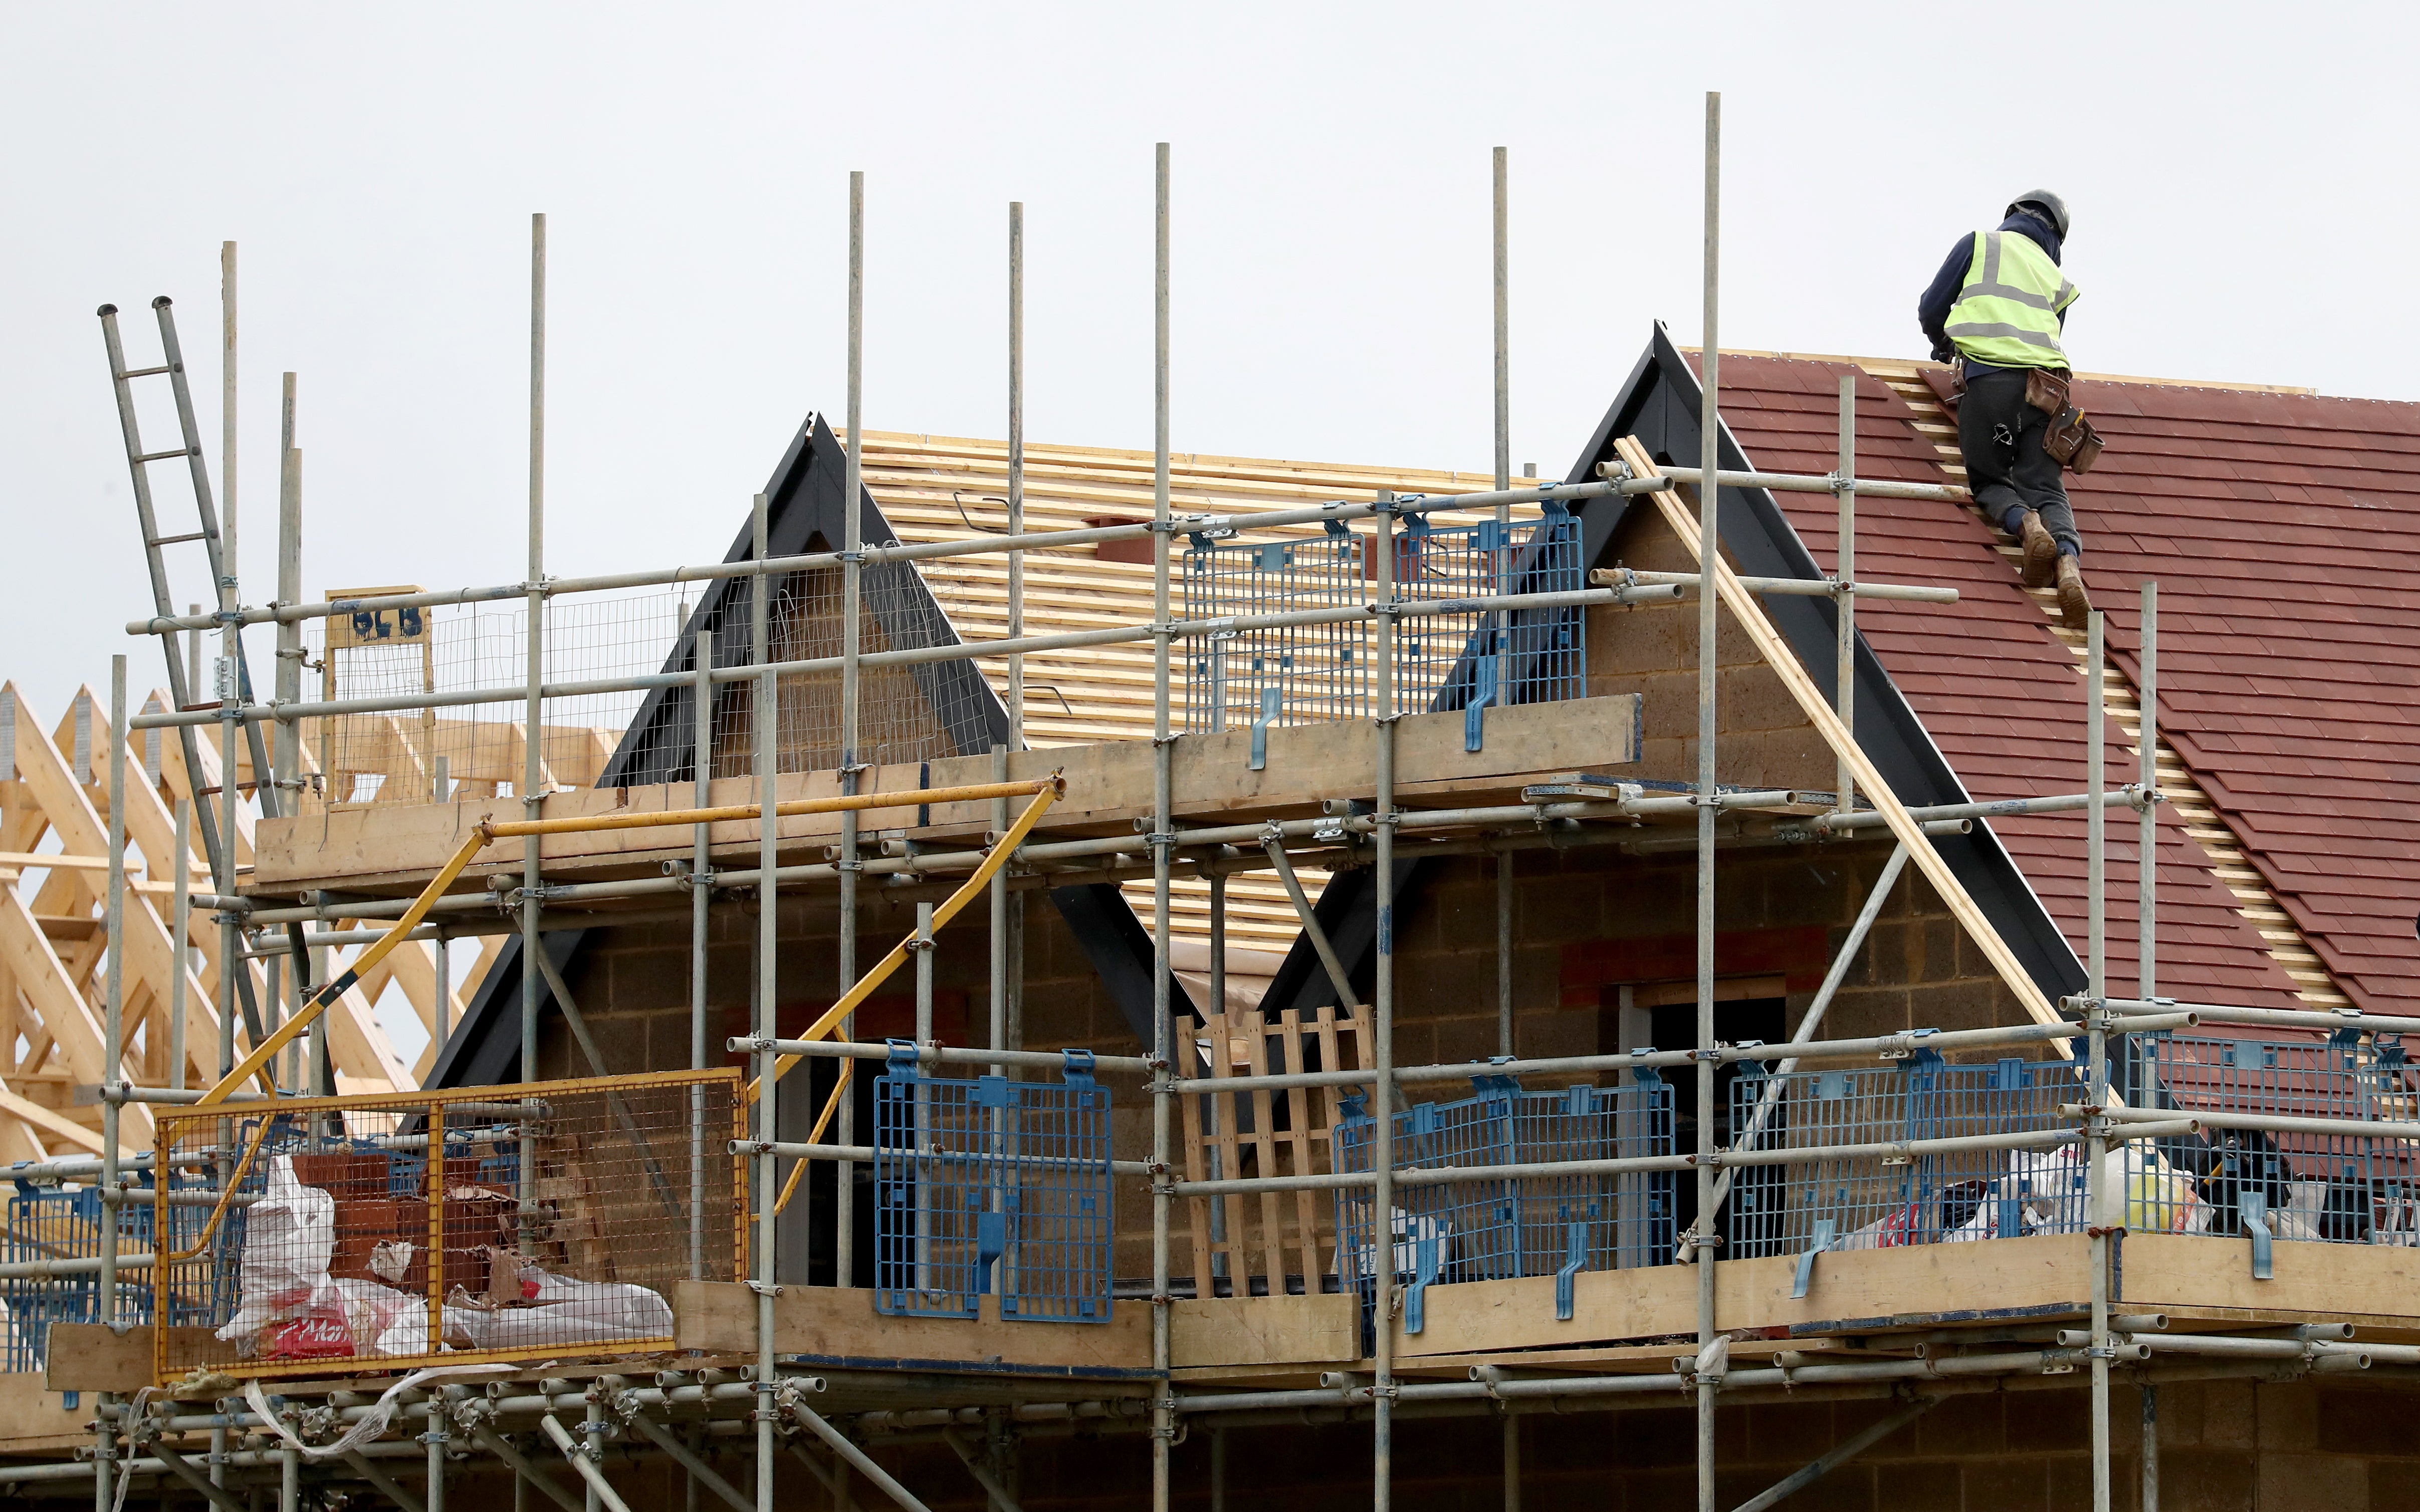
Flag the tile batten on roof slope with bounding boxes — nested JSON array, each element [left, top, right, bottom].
[[1886, 362, 2340, 1011], [2037, 375, 2420, 1009], [1703, 351, 2297, 1012], [847, 428, 1581, 1028], [1701, 348, 2411, 1013], [843, 428, 1529, 955], [1557, 326, 2087, 1004], [428, 414, 1182, 1090]]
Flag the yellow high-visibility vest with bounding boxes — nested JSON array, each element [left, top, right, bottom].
[[1945, 230, 2080, 370]]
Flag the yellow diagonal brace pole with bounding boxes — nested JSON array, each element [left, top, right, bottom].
[[750, 782, 1062, 1103], [194, 776, 1060, 1109], [772, 1059, 853, 1216], [197, 829, 492, 1105]]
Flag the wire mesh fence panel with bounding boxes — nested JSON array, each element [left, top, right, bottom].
[[1180, 505, 1585, 737], [1724, 1053, 2085, 1259], [152, 1070, 744, 1383], [303, 588, 696, 810], [1333, 1071, 1672, 1338], [2123, 1032, 2420, 1244], [300, 564, 993, 815], [875, 1044, 1114, 1323], [694, 565, 986, 781], [1392, 502, 1585, 726], [1182, 527, 1368, 737], [1, 1183, 158, 1371]]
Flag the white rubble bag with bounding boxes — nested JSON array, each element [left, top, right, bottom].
[[215, 1155, 342, 1358], [445, 1259, 676, 1351], [212, 1155, 432, 1360]]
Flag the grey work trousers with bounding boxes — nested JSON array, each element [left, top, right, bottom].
[[1957, 366, 2081, 557]]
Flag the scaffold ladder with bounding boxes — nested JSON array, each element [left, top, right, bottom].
[[97, 296, 289, 1043]]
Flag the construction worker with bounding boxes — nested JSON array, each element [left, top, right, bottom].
[[1917, 190, 2091, 628]]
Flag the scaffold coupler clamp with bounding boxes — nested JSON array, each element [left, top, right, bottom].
[[770, 1377, 824, 1427], [1473, 1364, 1513, 1405], [1594, 459, 1635, 482]]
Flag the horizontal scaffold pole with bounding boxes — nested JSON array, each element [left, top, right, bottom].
[[125, 475, 1679, 636]]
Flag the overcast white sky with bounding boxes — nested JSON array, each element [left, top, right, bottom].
[[4, 1, 2410, 727]]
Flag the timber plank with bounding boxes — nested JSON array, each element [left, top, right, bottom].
[[1390, 1234, 2091, 1356], [0, 1370, 94, 1455], [256, 695, 1646, 893], [675, 1280, 1153, 1374], [1170, 1292, 1360, 1370]]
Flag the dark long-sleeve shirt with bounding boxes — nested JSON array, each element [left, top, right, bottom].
[[1917, 210, 2067, 372]]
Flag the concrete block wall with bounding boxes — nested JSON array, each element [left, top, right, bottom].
[[430, 1376, 2405, 1510]]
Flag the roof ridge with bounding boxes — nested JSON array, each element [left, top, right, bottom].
[[1697, 346, 2323, 398]]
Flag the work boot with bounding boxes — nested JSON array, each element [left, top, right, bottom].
[[2017, 510, 2060, 588], [2056, 555, 2092, 631]]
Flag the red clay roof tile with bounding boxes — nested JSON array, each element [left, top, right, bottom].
[[1698, 355, 2416, 1011]]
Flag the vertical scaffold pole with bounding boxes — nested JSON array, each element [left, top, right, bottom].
[[208, 245, 236, 1505], [1492, 145, 1510, 499], [1372, 486, 1399, 1512], [1008, 199, 1026, 743], [523, 212, 548, 1222], [1694, 89, 1723, 1512], [2137, 581, 2159, 1512], [836, 168, 865, 1292], [217, 242, 242, 1093], [1149, 139, 1177, 1512], [753, 489, 779, 1512], [102, 657, 127, 1315], [999, 197, 1027, 1087], [1503, 1416, 1520, 1512], [1496, 845, 1513, 1060], [1492, 147, 1515, 1069], [171, 780, 190, 1092], [1834, 372, 1857, 817], [97, 657, 126, 1512], [277, 375, 304, 1093], [991, 748, 1010, 1078], [693, 628, 714, 1288], [2087, 610, 2111, 1512]]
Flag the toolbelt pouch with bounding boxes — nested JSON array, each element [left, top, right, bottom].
[[2044, 406, 2105, 474], [2023, 366, 2073, 415]]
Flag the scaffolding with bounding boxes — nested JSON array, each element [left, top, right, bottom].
[[21, 100, 2406, 1512]]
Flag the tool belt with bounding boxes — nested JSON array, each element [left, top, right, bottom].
[[2025, 367, 2105, 474]]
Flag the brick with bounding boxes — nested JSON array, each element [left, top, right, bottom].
[[1590, 603, 1686, 678], [2259, 1453, 2368, 1512], [1822, 988, 1912, 1043], [2045, 1453, 2096, 1510], [1912, 917, 1959, 984], [1917, 1393, 2006, 1457], [2201, 1381, 2258, 1449], [1878, 1457, 1964, 1508], [2314, 1386, 2410, 1455], [1910, 977, 2004, 1034], [1743, 1401, 1836, 1466], [1966, 1454, 2050, 1510], [2176, 1447, 2266, 1511], [1516, 875, 1605, 944], [2257, 1381, 2319, 1451], [2005, 1388, 2089, 1453], [2371, 1462, 2420, 1512]]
